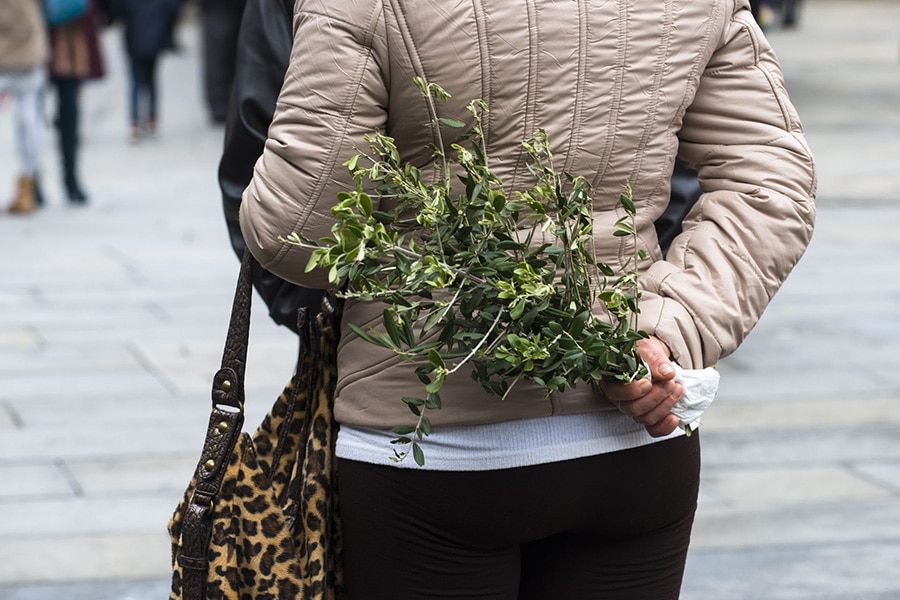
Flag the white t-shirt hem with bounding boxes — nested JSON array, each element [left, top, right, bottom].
[[336, 411, 688, 471]]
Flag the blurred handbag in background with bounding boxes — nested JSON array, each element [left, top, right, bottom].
[[43, 0, 88, 26], [167, 250, 344, 600]]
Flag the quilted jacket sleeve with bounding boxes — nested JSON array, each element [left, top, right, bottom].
[[239, 1, 388, 289], [637, 0, 816, 369]]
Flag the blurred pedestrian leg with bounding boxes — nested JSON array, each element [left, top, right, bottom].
[[112, 0, 185, 142], [52, 78, 88, 203], [128, 56, 159, 142], [1, 69, 46, 214], [0, 0, 49, 214], [199, 0, 246, 124], [47, 0, 107, 204], [781, 0, 803, 28]]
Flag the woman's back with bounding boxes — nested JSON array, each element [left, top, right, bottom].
[[248, 0, 814, 378]]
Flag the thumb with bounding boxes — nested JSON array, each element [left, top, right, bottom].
[[637, 337, 676, 380]]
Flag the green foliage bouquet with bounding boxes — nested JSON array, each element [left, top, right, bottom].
[[282, 79, 648, 465]]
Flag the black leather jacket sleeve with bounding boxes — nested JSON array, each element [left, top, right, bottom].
[[219, 0, 325, 334]]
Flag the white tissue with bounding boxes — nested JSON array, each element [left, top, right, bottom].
[[669, 364, 719, 432]]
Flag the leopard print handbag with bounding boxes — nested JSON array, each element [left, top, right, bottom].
[[168, 250, 344, 600]]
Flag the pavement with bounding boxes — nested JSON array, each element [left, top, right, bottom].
[[0, 1, 898, 598]]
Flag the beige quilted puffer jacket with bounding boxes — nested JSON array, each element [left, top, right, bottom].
[[241, 0, 816, 428]]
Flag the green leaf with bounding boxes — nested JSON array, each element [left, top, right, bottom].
[[427, 348, 445, 369], [372, 210, 394, 224], [614, 221, 636, 237], [412, 442, 426, 466], [571, 310, 590, 337], [597, 263, 616, 276], [402, 400, 422, 416], [400, 316, 416, 347], [382, 311, 403, 346], [425, 371, 445, 394], [358, 192, 373, 217], [423, 309, 445, 333], [439, 118, 466, 129], [547, 321, 564, 335], [497, 239, 523, 251], [546, 376, 569, 389], [424, 393, 442, 410], [395, 249, 411, 275], [391, 425, 416, 435], [347, 323, 393, 349], [304, 253, 320, 273], [509, 299, 525, 320], [343, 154, 360, 171]]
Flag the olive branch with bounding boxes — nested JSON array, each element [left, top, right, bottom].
[[282, 78, 648, 466]]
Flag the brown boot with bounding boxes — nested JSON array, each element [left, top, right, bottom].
[[8, 176, 37, 214]]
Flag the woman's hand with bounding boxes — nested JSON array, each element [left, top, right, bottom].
[[599, 336, 683, 437]]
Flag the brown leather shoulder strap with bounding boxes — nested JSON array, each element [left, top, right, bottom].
[[178, 250, 255, 600]]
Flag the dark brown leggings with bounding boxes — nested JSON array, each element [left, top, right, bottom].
[[337, 433, 701, 599]]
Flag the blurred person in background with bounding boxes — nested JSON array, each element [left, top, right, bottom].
[[750, 0, 803, 30], [47, 0, 107, 205], [779, 0, 802, 28], [199, 0, 246, 124], [0, 0, 49, 214], [111, 0, 185, 143]]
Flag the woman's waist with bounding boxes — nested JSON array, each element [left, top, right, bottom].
[[333, 349, 617, 430]]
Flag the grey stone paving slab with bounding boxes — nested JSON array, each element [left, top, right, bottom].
[[0, 579, 171, 600], [0, 304, 169, 329], [6, 394, 208, 428], [64, 456, 198, 496], [683, 541, 900, 600], [0, 367, 172, 402], [0, 344, 141, 375], [0, 398, 275, 462], [0, 463, 74, 499], [852, 461, 900, 495], [0, 328, 43, 352], [27, 324, 221, 349], [0, 422, 203, 461], [699, 464, 893, 508], [2, 285, 231, 310], [0, 532, 172, 586], [701, 396, 900, 431], [691, 499, 900, 550], [699, 426, 900, 467], [0, 494, 179, 537], [0, 402, 18, 430], [714, 360, 887, 403]]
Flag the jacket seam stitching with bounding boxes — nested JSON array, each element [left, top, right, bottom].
[[271, 8, 382, 269]]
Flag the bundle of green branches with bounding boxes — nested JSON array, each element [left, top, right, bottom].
[[282, 79, 648, 465]]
